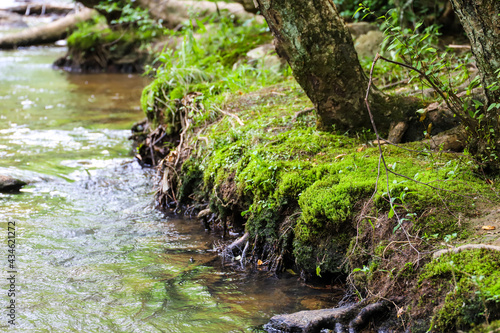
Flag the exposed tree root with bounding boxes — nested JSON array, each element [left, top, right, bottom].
[[433, 244, 500, 259], [225, 232, 249, 255], [348, 301, 391, 330]]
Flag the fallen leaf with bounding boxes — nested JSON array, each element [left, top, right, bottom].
[[482, 225, 496, 231], [335, 154, 347, 159], [257, 259, 263, 265], [357, 146, 366, 152]]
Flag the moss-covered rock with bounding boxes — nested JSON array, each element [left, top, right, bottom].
[[418, 249, 500, 332]]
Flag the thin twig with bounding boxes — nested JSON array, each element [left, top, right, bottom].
[[365, 53, 420, 259], [214, 106, 244, 126]]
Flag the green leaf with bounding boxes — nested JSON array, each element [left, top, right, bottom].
[[487, 103, 500, 112], [388, 207, 395, 219], [473, 99, 484, 108], [316, 265, 322, 277]]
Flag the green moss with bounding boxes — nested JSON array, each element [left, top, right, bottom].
[[178, 158, 204, 204], [419, 249, 500, 331]]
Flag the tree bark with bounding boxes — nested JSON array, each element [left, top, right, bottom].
[[449, 0, 500, 105], [0, 8, 97, 49], [254, 0, 404, 132]]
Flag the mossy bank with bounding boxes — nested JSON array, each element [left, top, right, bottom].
[[127, 12, 500, 333]]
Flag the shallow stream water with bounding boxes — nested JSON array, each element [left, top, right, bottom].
[[0, 46, 339, 332]]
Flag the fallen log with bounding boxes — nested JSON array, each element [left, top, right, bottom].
[[0, 7, 97, 49], [5, 3, 75, 16], [137, 0, 261, 29]]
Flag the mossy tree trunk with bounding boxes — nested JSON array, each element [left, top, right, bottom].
[[254, 0, 404, 133], [449, 0, 500, 166], [450, 0, 500, 106]]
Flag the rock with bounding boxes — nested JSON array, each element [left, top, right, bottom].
[[354, 30, 385, 59], [234, 43, 285, 71], [0, 175, 27, 193], [0, 10, 28, 28], [264, 305, 358, 333], [347, 22, 379, 39], [426, 126, 466, 151]]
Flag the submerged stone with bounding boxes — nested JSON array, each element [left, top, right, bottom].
[[0, 175, 26, 193]]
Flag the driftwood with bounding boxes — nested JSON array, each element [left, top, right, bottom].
[[433, 244, 500, 259], [0, 7, 97, 49], [4, 3, 75, 16], [137, 0, 261, 29]]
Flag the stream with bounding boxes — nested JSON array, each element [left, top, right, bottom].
[[0, 46, 339, 332]]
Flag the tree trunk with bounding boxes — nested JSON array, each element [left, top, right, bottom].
[[254, 0, 403, 132], [449, 0, 500, 105], [0, 8, 97, 49]]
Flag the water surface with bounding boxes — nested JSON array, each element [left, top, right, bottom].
[[0, 46, 339, 332]]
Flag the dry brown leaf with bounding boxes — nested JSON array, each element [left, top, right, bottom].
[[482, 225, 496, 231], [357, 146, 366, 152], [335, 154, 347, 159]]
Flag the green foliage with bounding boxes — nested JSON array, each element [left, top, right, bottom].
[[67, 16, 120, 51], [67, 0, 163, 65], [141, 15, 279, 125], [349, 1, 450, 27], [96, 0, 161, 33], [357, 3, 500, 170]]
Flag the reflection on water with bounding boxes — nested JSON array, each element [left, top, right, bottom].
[[0, 47, 339, 332]]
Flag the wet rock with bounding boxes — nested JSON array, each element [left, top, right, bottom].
[[0, 10, 28, 28], [0, 175, 27, 193], [264, 305, 357, 333]]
